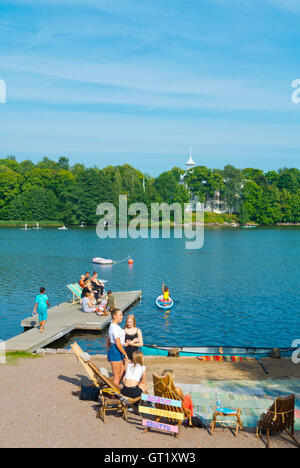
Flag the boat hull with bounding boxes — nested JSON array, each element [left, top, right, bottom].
[[93, 257, 113, 265], [141, 345, 292, 357]]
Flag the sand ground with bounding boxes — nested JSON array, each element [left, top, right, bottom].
[[0, 354, 299, 448]]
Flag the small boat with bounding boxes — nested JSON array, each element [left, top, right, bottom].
[[241, 225, 257, 229], [58, 226, 68, 230], [93, 257, 114, 265], [79, 222, 86, 228], [156, 295, 174, 309], [141, 345, 293, 358]]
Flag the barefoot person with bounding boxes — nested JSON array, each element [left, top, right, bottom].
[[107, 308, 128, 386], [33, 287, 50, 333]]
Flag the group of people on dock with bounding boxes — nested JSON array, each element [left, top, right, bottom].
[[79, 271, 114, 316]]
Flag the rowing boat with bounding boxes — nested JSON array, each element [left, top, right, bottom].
[[141, 345, 292, 357], [93, 257, 114, 265]]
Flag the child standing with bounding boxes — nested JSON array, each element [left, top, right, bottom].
[[33, 287, 50, 333]]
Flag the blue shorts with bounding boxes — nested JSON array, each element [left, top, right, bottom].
[[38, 309, 48, 322], [108, 344, 124, 362]]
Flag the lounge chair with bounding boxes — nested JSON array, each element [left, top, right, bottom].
[[143, 373, 192, 437], [256, 394, 300, 448], [67, 283, 82, 305], [71, 342, 140, 422]]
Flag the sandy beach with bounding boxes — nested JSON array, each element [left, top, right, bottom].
[[0, 354, 299, 448]]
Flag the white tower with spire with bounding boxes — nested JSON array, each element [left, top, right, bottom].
[[186, 145, 195, 171]]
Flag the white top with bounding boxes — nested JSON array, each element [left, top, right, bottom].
[[82, 297, 94, 312], [124, 363, 146, 383], [109, 322, 125, 345]]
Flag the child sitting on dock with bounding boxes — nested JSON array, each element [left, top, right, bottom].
[[33, 287, 50, 333], [96, 295, 109, 316]]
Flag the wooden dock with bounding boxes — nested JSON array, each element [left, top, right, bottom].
[[5, 290, 142, 353]]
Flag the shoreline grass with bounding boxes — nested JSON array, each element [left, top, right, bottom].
[[4, 351, 40, 366], [0, 215, 299, 228]]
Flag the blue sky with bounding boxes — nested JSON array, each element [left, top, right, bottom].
[[0, 0, 300, 174]]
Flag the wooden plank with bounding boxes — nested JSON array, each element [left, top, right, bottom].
[[71, 343, 99, 387], [141, 393, 182, 408], [138, 405, 184, 421], [142, 419, 179, 434]]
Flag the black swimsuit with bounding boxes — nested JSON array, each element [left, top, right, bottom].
[[125, 329, 140, 361], [91, 280, 104, 299]]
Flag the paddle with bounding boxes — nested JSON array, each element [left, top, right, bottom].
[[255, 356, 269, 375]]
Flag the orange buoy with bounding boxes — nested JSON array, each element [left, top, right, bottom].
[[128, 258, 134, 265]]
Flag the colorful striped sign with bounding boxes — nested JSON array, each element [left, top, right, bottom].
[[138, 405, 184, 420], [142, 419, 179, 434], [141, 393, 182, 408]]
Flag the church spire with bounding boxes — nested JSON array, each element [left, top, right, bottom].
[[186, 145, 195, 170]]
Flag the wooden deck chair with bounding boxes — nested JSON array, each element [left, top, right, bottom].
[[67, 283, 82, 305], [144, 373, 192, 437], [71, 342, 140, 422], [256, 394, 300, 448]]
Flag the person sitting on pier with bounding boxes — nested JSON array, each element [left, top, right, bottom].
[[96, 294, 109, 316], [84, 272, 91, 282], [81, 280, 94, 300], [121, 350, 147, 399], [82, 292, 100, 314], [79, 275, 86, 288], [91, 271, 104, 300]]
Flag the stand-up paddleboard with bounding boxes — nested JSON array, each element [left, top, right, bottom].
[[21, 224, 31, 230], [156, 295, 174, 309], [93, 257, 114, 265]]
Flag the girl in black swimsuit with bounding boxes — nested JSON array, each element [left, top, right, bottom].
[[124, 315, 144, 361]]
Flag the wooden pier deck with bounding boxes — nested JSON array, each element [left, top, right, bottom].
[[5, 290, 142, 353]]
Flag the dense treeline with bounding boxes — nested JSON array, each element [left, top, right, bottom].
[[0, 156, 299, 225]]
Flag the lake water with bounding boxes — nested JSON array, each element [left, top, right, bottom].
[[0, 227, 299, 353]]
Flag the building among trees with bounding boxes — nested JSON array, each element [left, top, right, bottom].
[[180, 147, 234, 214]]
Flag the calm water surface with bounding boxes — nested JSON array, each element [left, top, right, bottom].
[[0, 227, 299, 353]]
